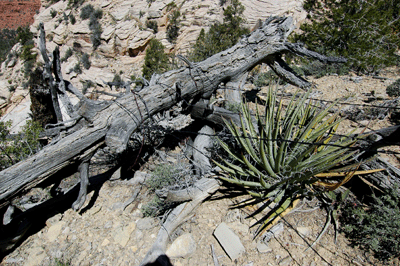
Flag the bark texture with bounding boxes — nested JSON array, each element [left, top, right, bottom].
[[2, 17, 325, 208]]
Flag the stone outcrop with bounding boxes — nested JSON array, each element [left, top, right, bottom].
[[0, 0, 306, 131], [28, 0, 306, 77]]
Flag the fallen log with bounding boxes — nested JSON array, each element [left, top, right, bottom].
[[2, 17, 343, 209]]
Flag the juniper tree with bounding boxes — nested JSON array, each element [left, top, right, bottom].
[[142, 39, 170, 80], [291, 0, 400, 73], [190, 0, 250, 62]]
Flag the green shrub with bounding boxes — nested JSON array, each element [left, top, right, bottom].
[[146, 20, 158, 34], [225, 101, 241, 113], [63, 12, 69, 23], [52, 258, 71, 266], [68, 0, 85, 7], [21, 41, 37, 77], [81, 53, 91, 69], [28, 67, 57, 127], [112, 73, 122, 84], [89, 11, 103, 50], [215, 86, 359, 235], [0, 28, 18, 63], [141, 195, 172, 217], [287, 59, 351, 78], [81, 80, 94, 94], [189, 0, 249, 62], [80, 4, 103, 49], [80, 4, 94, 20], [254, 71, 286, 88], [73, 63, 82, 74], [0, 120, 43, 171], [20, 41, 35, 60], [16, 26, 33, 46], [386, 79, 400, 97], [14, 27, 37, 77], [141, 163, 180, 217], [167, 10, 180, 43], [50, 9, 57, 18], [341, 186, 400, 261], [90, 23, 102, 50], [61, 47, 73, 62], [142, 39, 170, 79], [91, 8, 103, 20], [291, 0, 400, 74], [146, 163, 179, 191], [69, 14, 76, 25]]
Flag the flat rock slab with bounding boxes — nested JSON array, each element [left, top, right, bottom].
[[214, 222, 245, 261]]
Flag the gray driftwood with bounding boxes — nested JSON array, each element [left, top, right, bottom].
[[140, 177, 220, 266], [2, 17, 339, 209]]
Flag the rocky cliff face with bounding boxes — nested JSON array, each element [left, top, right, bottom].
[[0, 0, 306, 131], [0, 0, 41, 30], [29, 0, 306, 84]]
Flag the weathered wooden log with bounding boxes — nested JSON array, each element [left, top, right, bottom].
[[0, 17, 346, 209], [192, 125, 215, 175], [224, 72, 248, 104], [359, 156, 400, 193]]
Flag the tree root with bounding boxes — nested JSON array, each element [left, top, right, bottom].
[[140, 177, 220, 266]]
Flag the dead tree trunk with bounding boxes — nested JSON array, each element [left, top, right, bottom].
[[0, 16, 346, 209]]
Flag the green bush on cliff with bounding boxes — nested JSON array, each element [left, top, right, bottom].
[[0, 120, 43, 171], [142, 39, 170, 80], [0, 28, 18, 63], [189, 0, 249, 62], [167, 9, 181, 43], [80, 4, 103, 50]]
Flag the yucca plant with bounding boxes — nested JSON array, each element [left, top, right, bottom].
[[214, 85, 361, 236]]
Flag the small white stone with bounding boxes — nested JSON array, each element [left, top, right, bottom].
[[46, 221, 65, 242], [296, 226, 311, 237], [166, 233, 196, 258], [257, 241, 272, 253]]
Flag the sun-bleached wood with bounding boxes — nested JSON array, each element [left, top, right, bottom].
[[0, 17, 347, 209]]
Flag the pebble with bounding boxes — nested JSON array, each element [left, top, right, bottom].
[[46, 221, 65, 242], [166, 233, 196, 258], [45, 213, 62, 227], [279, 256, 292, 266], [261, 222, 284, 242], [296, 226, 311, 237], [256, 241, 272, 253]]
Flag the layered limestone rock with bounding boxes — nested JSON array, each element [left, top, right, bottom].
[[29, 0, 306, 75], [1, 0, 306, 130]]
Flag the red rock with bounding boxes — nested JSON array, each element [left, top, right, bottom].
[[0, 0, 41, 30]]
